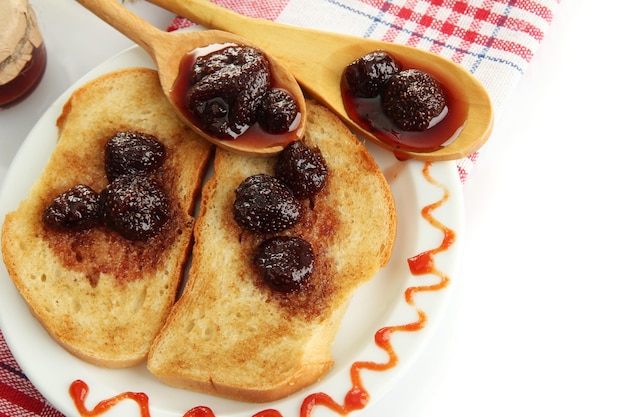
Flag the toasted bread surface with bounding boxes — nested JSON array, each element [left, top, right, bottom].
[[1, 68, 213, 367], [147, 100, 397, 402]]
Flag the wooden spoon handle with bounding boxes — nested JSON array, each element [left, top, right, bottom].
[[76, 0, 165, 58]]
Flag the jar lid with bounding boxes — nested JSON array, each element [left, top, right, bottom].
[[0, 0, 44, 84]]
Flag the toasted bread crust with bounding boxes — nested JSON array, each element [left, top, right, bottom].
[[147, 100, 397, 402], [1, 68, 213, 367]]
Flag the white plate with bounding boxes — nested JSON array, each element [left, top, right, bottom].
[[0, 46, 464, 417]]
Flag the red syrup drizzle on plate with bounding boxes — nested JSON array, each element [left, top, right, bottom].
[[70, 380, 215, 417], [70, 380, 151, 417], [407, 162, 456, 292], [69, 162, 454, 417]]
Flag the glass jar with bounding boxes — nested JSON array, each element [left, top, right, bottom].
[[0, 0, 47, 109]]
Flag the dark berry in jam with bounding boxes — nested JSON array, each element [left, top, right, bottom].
[[186, 46, 271, 139], [233, 173, 302, 233], [43, 184, 102, 232], [104, 130, 166, 181], [381, 69, 446, 131], [254, 236, 314, 293], [275, 141, 328, 199], [256, 88, 299, 134], [101, 175, 169, 241], [344, 51, 400, 98]]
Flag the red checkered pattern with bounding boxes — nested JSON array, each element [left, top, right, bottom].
[[1, 0, 559, 415], [1, 331, 64, 417]]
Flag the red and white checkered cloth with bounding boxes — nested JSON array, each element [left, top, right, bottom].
[[0, 0, 558, 416]]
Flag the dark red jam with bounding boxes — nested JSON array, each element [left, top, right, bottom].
[[341, 50, 468, 154], [172, 43, 302, 149], [0, 44, 47, 108]]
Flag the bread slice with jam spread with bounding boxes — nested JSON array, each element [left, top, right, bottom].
[[1, 68, 213, 368], [147, 100, 397, 402]]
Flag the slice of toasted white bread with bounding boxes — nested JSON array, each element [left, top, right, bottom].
[[1, 68, 213, 368], [147, 100, 397, 402]]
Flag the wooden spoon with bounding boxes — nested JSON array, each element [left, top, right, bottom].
[[75, 0, 307, 156], [146, 0, 493, 161]]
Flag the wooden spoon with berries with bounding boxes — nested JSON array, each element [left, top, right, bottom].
[[75, 0, 307, 156], [146, 0, 493, 161]]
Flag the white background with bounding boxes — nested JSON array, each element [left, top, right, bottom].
[[404, 1, 626, 416], [1, 0, 625, 416]]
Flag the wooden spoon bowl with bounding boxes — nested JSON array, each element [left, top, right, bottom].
[[147, 0, 493, 162], [75, 0, 307, 156]]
